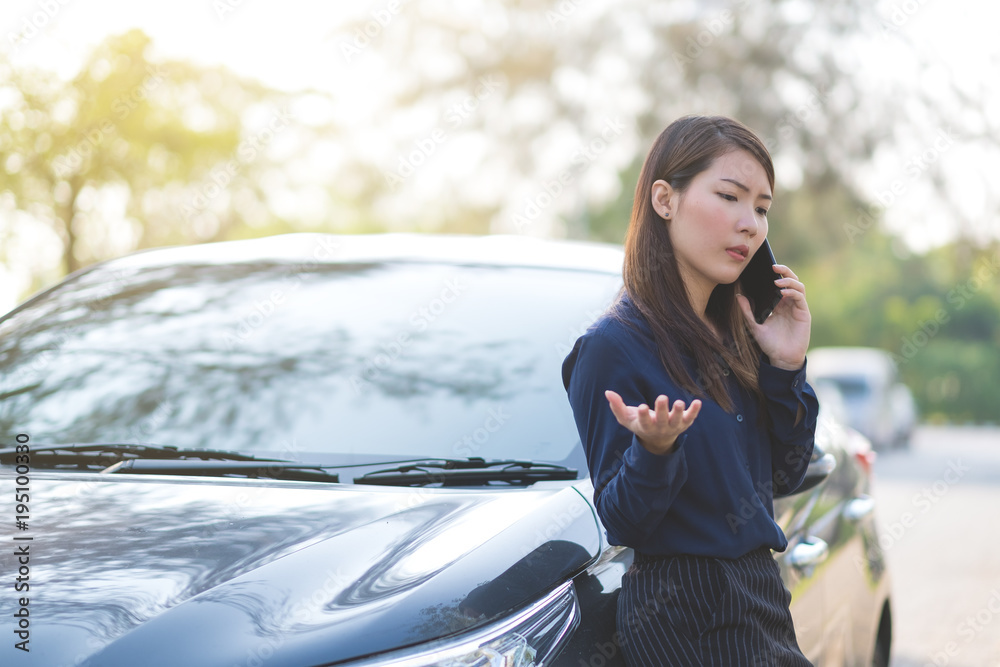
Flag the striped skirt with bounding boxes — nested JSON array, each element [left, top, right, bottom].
[[617, 546, 812, 666]]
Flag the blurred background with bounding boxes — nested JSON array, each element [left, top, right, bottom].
[[1, 0, 997, 426], [2, 3, 999, 665]]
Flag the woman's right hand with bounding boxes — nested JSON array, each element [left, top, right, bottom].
[[604, 390, 701, 455]]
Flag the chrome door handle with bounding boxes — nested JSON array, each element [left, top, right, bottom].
[[843, 495, 875, 522], [787, 536, 829, 569]]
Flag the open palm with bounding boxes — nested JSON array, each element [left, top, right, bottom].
[[604, 390, 701, 455]]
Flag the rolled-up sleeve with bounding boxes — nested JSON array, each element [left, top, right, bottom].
[[758, 357, 819, 495], [562, 328, 689, 545]]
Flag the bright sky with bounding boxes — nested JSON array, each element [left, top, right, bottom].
[[1, 0, 998, 311]]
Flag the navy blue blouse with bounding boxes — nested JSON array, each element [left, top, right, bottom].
[[561, 291, 819, 559]]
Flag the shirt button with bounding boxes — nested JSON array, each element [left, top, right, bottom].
[[736, 414, 744, 422], [723, 368, 730, 376]]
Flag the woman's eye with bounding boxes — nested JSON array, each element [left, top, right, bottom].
[[718, 193, 737, 201], [757, 207, 769, 216]]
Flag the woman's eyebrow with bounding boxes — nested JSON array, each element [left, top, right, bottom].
[[720, 177, 772, 200]]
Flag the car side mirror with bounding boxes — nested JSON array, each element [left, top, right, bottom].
[[776, 448, 836, 497]]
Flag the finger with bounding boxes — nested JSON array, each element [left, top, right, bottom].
[[604, 390, 629, 425], [772, 264, 798, 281], [648, 395, 669, 424], [682, 399, 702, 423], [604, 389, 621, 409], [636, 403, 653, 428], [774, 277, 805, 294], [776, 287, 808, 308], [667, 399, 687, 424], [772, 292, 811, 322]]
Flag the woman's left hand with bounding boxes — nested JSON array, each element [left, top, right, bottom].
[[737, 264, 811, 371]]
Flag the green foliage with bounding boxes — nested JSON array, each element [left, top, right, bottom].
[[581, 158, 639, 244], [908, 341, 1000, 424], [0, 29, 298, 283], [789, 229, 999, 423]]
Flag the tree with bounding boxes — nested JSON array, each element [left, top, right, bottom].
[[324, 0, 923, 241], [0, 30, 305, 289]]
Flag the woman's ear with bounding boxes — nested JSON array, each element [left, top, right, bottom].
[[651, 179, 676, 221]]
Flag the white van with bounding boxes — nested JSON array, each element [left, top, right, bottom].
[[807, 346, 918, 450]]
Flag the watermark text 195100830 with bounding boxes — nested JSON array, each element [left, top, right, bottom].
[[11, 433, 33, 653]]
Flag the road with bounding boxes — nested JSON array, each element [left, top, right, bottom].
[[870, 425, 1000, 667]]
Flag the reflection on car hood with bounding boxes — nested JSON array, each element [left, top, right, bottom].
[[0, 473, 600, 667]]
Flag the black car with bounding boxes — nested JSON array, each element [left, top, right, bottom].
[[0, 233, 891, 666]]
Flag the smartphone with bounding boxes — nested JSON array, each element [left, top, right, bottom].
[[739, 238, 783, 324]]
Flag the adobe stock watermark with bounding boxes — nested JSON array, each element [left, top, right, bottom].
[[844, 126, 956, 243], [892, 252, 1000, 365], [213, 0, 249, 21], [123, 399, 175, 444], [618, 564, 792, 666], [381, 75, 503, 192], [759, 84, 831, 155], [726, 444, 812, 534], [878, 0, 931, 38], [60, 399, 178, 504], [349, 276, 468, 393], [222, 283, 294, 350], [546, 0, 586, 29], [181, 108, 295, 221], [618, 573, 680, 637], [577, 632, 625, 667], [554, 308, 608, 357], [90, 267, 141, 311], [10, 326, 80, 387], [451, 406, 511, 458], [511, 117, 626, 232], [514, 500, 590, 564], [923, 587, 1000, 667], [6, 0, 72, 55], [203, 437, 309, 540], [222, 236, 341, 349], [393, 406, 512, 512], [855, 458, 968, 572], [338, 0, 411, 63], [53, 64, 168, 178], [671, 0, 750, 72], [236, 565, 355, 667]]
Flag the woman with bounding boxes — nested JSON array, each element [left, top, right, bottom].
[[561, 115, 818, 666]]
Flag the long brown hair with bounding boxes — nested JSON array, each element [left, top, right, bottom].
[[609, 115, 774, 413]]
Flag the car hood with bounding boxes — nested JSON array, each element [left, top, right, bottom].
[[0, 473, 600, 667]]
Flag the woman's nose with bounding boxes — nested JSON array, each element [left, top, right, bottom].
[[737, 210, 759, 237]]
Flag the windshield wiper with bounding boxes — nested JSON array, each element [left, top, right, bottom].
[[0, 443, 340, 483], [0, 447, 570, 485], [353, 457, 578, 487], [103, 459, 340, 483], [0, 442, 291, 469]]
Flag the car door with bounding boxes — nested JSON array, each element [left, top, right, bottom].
[[774, 462, 828, 664], [776, 417, 879, 666], [810, 426, 862, 666]]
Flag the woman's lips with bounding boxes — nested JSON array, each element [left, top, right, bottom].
[[726, 245, 748, 261]]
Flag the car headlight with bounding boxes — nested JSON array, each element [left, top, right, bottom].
[[349, 580, 580, 667]]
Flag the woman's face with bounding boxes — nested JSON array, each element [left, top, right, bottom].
[[654, 149, 772, 297]]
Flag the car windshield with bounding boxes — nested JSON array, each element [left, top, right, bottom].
[[0, 258, 621, 469], [819, 375, 871, 402]]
